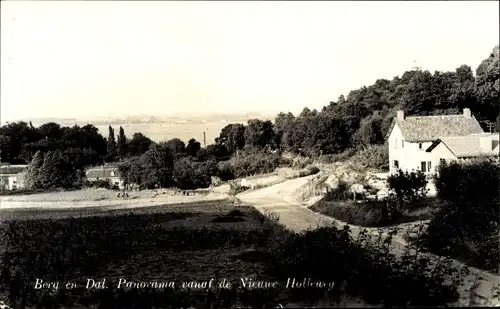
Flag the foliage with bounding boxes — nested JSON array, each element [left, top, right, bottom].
[[310, 199, 431, 227], [85, 179, 118, 190], [387, 170, 428, 204], [419, 159, 500, 272], [117, 126, 128, 159], [25, 150, 80, 190], [350, 144, 389, 171], [173, 157, 215, 190], [216, 124, 246, 154], [106, 125, 117, 162], [228, 149, 284, 178], [118, 146, 175, 189], [267, 226, 461, 307], [0, 205, 288, 309], [319, 149, 355, 164], [244, 119, 276, 150], [228, 182, 251, 195]]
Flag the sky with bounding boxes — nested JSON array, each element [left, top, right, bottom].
[[1, 1, 499, 123]]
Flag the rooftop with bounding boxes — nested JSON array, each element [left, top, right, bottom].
[[394, 113, 484, 142], [0, 165, 28, 175], [427, 133, 500, 158], [86, 167, 121, 179]]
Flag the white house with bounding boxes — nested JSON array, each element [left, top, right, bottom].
[[0, 164, 29, 190], [387, 108, 486, 175], [426, 133, 499, 164], [85, 166, 125, 189]]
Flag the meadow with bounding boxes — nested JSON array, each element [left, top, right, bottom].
[[0, 197, 463, 308]]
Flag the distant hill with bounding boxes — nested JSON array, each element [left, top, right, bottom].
[[8, 111, 279, 127]]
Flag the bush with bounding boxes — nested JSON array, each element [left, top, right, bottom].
[[229, 150, 283, 178], [215, 161, 235, 181], [350, 145, 389, 171], [173, 157, 215, 190], [419, 159, 500, 272], [267, 226, 461, 306], [387, 170, 428, 204], [229, 182, 250, 195], [85, 179, 118, 190], [324, 179, 351, 201], [319, 149, 356, 164]]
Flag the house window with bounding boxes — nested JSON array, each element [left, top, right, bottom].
[[440, 158, 446, 166], [115, 182, 119, 185], [394, 139, 398, 149], [427, 161, 432, 171], [421, 161, 427, 172], [418, 143, 423, 150], [393, 160, 399, 169], [401, 140, 404, 148], [111, 171, 115, 176]]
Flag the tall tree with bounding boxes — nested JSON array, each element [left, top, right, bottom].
[[117, 126, 128, 158], [106, 125, 117, 162], [26, 150, 44, 189], [186, 138, 202, 158]]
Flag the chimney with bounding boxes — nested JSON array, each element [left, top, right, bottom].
[[463, 108, 471, 118], [479, 135, 492, 152], [396, 110, 405, 121]]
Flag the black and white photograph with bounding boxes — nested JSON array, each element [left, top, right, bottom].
[[0, 1, 499, 308]]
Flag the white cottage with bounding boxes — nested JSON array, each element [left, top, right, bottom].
[[386, 108, 486, 175]]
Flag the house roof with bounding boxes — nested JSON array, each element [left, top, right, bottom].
[[86, 167, 121, 179], [0, 165, 28, 175], [426, 133, 500, 158], [391, 114, 484, 142]]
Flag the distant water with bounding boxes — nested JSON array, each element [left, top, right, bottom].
[[95, 121, 246, 143]]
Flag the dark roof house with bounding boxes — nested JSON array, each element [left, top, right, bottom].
[[387, 108, 484, 142]]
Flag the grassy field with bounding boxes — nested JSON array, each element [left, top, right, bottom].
[[0, 200, 296, 309], [94, 121, 243, 144]]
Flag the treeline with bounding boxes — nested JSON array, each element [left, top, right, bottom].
[[0, 45, 498, 188]]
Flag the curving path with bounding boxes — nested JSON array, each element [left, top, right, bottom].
[[237, 174, 500, 307]]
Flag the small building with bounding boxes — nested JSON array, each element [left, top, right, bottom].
[[426, 133, 500, 164], [386, 108, 485, 175], [0, 164, 29, 190], [85, 166, 125, 189]]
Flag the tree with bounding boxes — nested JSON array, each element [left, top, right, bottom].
[[185, 138, 202, 158], [216, 124, 246, 154], [274, 112, 295, 151], [475, 45, 499, 122], [117, 126, 128, 158], [162, 138, 186, 156], [25, 150, 44, 189], [173, 157, 214, 190], [244, 119, 276, 150], [128, 133, 153, 156], [106, 125, 117, 162], [352, 112, 384, 148]]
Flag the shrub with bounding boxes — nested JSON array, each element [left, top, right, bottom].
[[229, 150, 283, 178], [173, 157, 214, 190], [350, 144, 389, 171], [319, 149, 356, 164], [324, 179, 351, 201], [85, 179, 118, 190], [419, 159, 500, 272], [305, 165, 320, 175], [387, 170, 428, 204], [229, 182, 250, 195], [215, 161, 235, 181], [267, 226, 461, 306]]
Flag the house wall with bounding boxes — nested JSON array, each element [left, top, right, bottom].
[[388, 124, 434, 174], [428, 143, 458, 173]]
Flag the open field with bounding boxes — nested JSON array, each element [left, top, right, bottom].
[[93, 121, 245, 143], [0, 202, 292, 309]]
